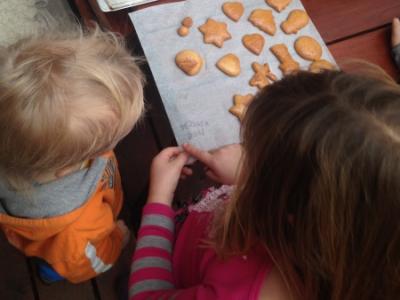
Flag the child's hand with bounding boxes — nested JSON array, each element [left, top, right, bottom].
[[183, 143, 243, 185], [117, 220, 130, 248], [147, 147, 190, 206]]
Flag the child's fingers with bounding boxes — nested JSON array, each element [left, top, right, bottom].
[[183, 143, 214, 166], [205, 170, 219, 182], [159, 147, 183, 159], [154, 147, 183, 164], [174, 151, 190, 167], [182, 167, 193, 176]]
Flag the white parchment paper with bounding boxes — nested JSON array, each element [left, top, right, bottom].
[[129, 0, 336, 150]]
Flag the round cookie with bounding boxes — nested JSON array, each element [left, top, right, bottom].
[[181, 17, 193, 28], [175, 50, 203, 76], [177, 26, 189, 37], [294, 36, 322, 61]]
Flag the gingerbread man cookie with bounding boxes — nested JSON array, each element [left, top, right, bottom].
[[265, 0, 292, 12], [270, 44, 300, 75], [281, 10, 309, 34], [222, 2, 244, 22], [199, 18, 232, 48], [216, 53, 241, 77], [242, 34, 265, 55], [229, 94, 255, 120], [309, 59, 335, 73], [175, 50, 203, 76], [249, 62, 277, 89], [294, 36, 322, 61], [249, 9, 276, 36]]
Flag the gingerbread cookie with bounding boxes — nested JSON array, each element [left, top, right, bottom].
[[248, 9, 276, 36], [294, 36, 322, 61], [270, 44, 300, 75], [249, 62, 277, 89], [229, 94, 254, 120], [216, 53, 241, 77], [199, 18, 232, 48], [309, 59, 335, 73], [175, 50, 203, 76], [281, 10, 309, 34], [242, 34, 265, 55], [265, 0, 292, 12], [222, 2, 244, 22]]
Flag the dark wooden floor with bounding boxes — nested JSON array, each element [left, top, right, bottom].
[[1, 0, 400, 299]]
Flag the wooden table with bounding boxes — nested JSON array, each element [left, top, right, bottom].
[[1, 1, 399, 299]]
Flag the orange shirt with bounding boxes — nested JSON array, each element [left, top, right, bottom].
[[0, 152, 124, 283]]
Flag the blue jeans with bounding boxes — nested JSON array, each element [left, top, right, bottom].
[[36, 260, 64, 283]]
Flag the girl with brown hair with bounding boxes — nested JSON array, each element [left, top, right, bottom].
[[129, 69, 400, 299]]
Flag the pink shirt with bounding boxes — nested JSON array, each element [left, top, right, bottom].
[[129, 186, 273, 299]]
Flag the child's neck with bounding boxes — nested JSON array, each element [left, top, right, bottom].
[[35, 160, 90, 184]]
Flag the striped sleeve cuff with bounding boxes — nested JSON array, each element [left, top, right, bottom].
[[142, 202, 175, 218], [129, 202, 176, 299]]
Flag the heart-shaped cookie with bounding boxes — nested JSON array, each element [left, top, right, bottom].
[[216, 53, 241, 77], [175, 50, 203, 76], [222, 2, 244, 22], [242, 34, 265, 55]]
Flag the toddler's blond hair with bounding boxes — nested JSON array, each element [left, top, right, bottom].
[[0, 27, 145, 189]]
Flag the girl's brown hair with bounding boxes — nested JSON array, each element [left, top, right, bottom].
[[216, 69, 400, 299]]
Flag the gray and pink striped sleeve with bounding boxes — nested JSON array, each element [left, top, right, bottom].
[[129, 203, 177, 300]]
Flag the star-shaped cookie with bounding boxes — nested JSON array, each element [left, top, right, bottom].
[[199, 18, 232, 48], [229, 94, 255, 120]]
